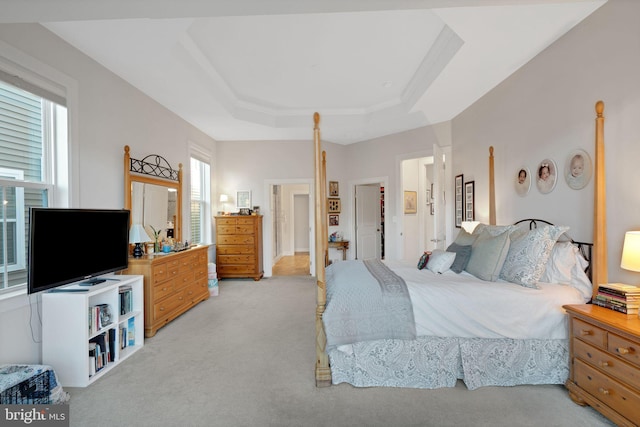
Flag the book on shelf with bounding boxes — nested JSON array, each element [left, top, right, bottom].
[[127, 317, 135, 347], [119, 285, 133, 315]]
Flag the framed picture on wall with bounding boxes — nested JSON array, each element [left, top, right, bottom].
[[404, 191, 417, 214], [329, 214, 339, 226], [236, 190, 251, 209], [328, 198, 341, 213], [454, 174, 463, 228], [465, 181, 475, 222], [329, 181, 339, 197]]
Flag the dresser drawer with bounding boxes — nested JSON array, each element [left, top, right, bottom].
[[217, 245, 254, 255], [237, 218, 256, 225], [153, 279, 175, 301], [217, 254, 255, 265], [236, 225, 255, 234], [574, 358, 640, 418], [574, 338, 640, 386], [608, 332, 640, 368], [216, 218, 237, 227], [217, 225, 236, 235], [152, 262, 168, 284], [218, 265, 256, 274], [218, 235, 255, 245], [174, 272, 195, 290], [573, 317, 607, 349], [153, 290, 186, 319]]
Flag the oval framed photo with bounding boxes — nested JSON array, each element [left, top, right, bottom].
[[535, 158, 557, 194], [515, 166, 531, 197], [564, 148, 592, 190]]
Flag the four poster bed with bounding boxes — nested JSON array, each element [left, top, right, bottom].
[[313, 102, 608, 389]]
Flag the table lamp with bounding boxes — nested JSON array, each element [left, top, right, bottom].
[[621, 231, 640, 273], [129, 223, 152, 257], [220, 194, 228, 213]]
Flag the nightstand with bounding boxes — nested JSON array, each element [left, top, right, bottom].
[[564, 304, 640, 426]]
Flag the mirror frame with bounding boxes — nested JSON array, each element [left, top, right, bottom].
[[124, 145, 182, 242]]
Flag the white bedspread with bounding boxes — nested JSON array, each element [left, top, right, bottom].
[[384, 260, 586, 340]]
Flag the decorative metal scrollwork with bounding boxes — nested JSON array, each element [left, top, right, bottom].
[[130, 154, 179, 181]]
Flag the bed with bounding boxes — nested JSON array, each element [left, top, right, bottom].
[[313, 102, 608, 389]]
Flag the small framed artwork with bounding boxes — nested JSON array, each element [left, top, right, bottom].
[[515, 166, 531, 197], [329, 214, 339, 226], [464, 181, 475, 222], [535, 158, 557, 194], [454, 174, 463, 228], [236, 190, 251, 208], [329, 181, 339, 197], [564, 149, 592, 190], [328, 198, 341, 213], [404, 191, 417, 215]]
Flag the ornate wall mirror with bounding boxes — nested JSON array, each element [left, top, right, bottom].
[[124, 145, 182, 244]]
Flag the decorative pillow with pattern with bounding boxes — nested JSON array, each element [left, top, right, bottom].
[[417, 252, 430, 270], [499, 225, 569, 288]]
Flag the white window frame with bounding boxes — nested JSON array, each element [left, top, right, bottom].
[[188, 143, 212, 245]]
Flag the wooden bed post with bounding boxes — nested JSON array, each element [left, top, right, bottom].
[[489, 146, 496, 225], [314, 113, 332, 387], [592, 101, 607, 299]]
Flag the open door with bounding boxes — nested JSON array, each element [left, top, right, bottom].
[[432, 144, 447, 250], [355, 184, 382, 260]]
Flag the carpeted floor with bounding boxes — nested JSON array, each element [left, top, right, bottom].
[[65, 275, 615, 427]]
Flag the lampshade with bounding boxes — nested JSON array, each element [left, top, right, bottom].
[[461, 221, 481, 233], [621, 231, 640, 272], [219, 194, 229, 202], [129, 223, 152, 244]]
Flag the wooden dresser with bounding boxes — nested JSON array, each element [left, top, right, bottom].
[[125, 245, 209, 337], [564, 304, 640, 426], [215, 215, 263, 280]]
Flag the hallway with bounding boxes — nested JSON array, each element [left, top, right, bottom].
[[272, 252, 310, 276]]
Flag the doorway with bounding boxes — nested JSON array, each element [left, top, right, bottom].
[[268, 182, 312, 276], [354, 182, 385, 260]]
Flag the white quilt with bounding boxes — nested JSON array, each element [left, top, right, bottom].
[[383, 260, 587, 340]]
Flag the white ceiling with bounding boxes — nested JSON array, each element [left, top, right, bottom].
[[3, 0, 606, 144]]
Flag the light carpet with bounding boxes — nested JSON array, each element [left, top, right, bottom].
[[66, 275, 614, 427]]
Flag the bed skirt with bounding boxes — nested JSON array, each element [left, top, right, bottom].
[[328, 337, 569, 390]]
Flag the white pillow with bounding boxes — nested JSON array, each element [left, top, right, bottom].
[[500, 225, 568, 288], [426, 249, 456, 274], [540, 241, 592, 301], [473, 223, 516, 237]]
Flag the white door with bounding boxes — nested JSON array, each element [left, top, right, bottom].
[[432, 144, 446, 250], [355, 184, 382, 260]]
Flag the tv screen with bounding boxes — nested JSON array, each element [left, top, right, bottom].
[[28, 208, 130, 294]]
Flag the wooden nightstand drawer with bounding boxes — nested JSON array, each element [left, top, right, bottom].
[[574, 338, 640, 386], [574, 358, 640, 419], [608, 333, 640, 368], [572, 317, 607, 349]]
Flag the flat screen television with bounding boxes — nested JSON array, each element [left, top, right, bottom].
[[28, 208, 130, 294]]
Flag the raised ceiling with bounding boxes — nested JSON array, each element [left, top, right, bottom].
[[3, 0, 607, 144]]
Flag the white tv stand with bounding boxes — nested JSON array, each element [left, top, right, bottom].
[[42, 275, 144, 387]]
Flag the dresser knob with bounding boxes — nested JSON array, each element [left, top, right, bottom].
[[159, 307, 165, 311], [598, 387, 610, 395], [617, 347, 630, 355], [598, 361, 610, 367], [580, 329, 592, 336]]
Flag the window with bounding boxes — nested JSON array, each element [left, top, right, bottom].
[[0, 79, 67, 292], [190, 156, 211, 244]]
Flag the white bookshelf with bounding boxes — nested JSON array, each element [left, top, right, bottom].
[[42, 275, 144, 387]]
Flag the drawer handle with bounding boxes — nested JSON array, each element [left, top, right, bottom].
[[598, 387, 610, 396], [580, 329, 592, 336], [159, 307, 165, 311], [617, 347, 631, 355], [598, 361, 610, 368]]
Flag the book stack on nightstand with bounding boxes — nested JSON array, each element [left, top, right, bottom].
[[593, 283, 640, 316]]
